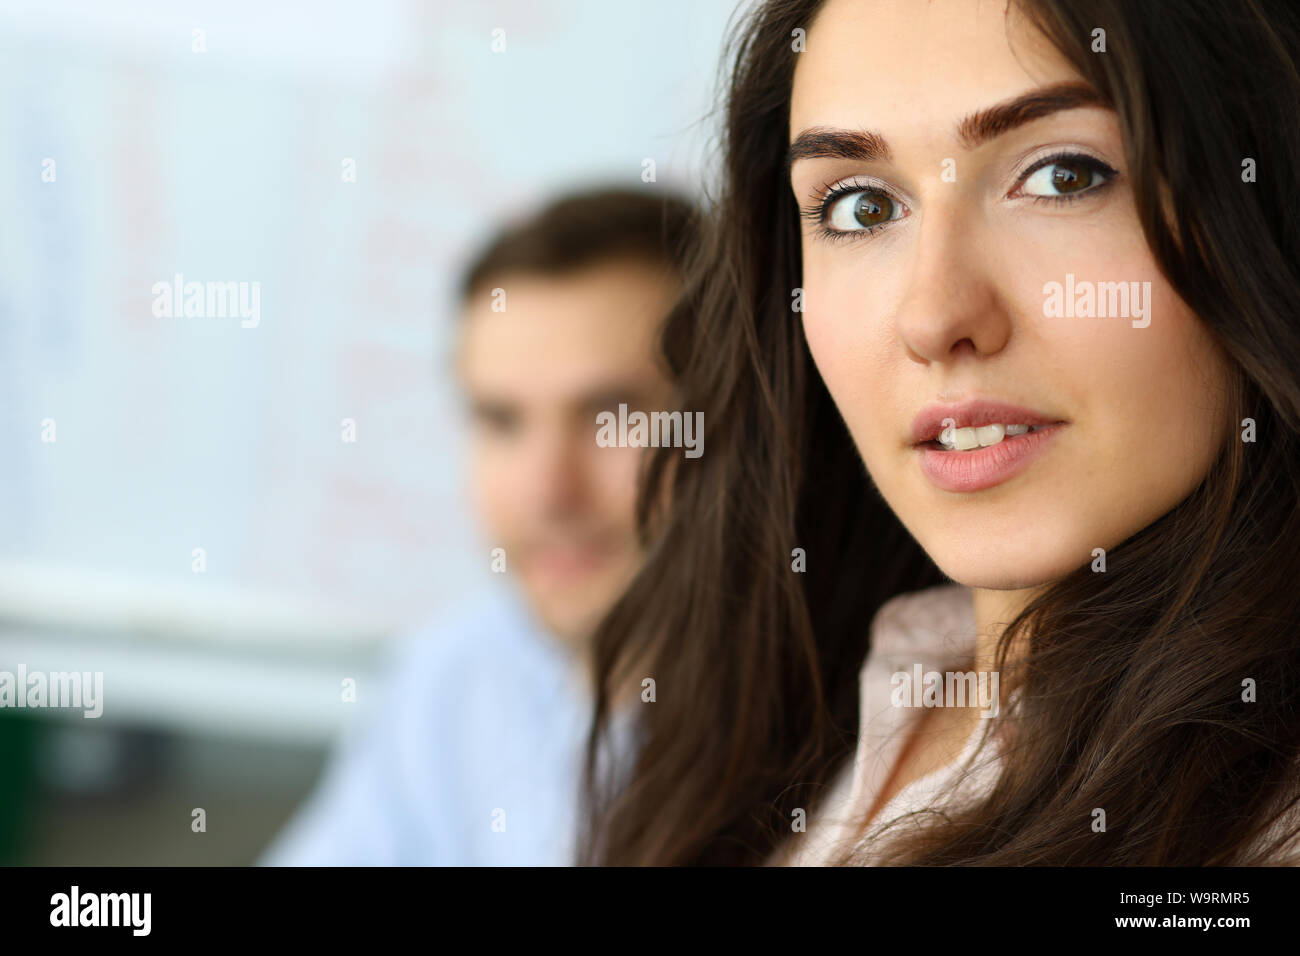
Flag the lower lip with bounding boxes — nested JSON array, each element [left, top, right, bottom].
[[530, 547, 611, 581], [916, 424, 1065, 492]]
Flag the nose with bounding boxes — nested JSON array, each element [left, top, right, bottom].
[[894, 202, 1012, 365], [525, 419, 589, 519]]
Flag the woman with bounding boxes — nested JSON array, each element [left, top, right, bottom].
[[578, 0, 1300, 865]]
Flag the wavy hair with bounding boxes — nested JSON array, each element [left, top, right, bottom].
[[578, 0, 1300, 866]]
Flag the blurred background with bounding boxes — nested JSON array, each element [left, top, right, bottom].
[[0, 0, 733, 864]]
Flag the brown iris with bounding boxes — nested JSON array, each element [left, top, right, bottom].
[[853, 191, 894, 228], [1050, 161, 1093, 194]]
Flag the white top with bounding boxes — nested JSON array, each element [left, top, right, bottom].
[[774, 583, 1300, 866], [774, 583, 998, 865]]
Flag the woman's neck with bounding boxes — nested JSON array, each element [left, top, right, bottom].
[[971, 585, 1042, 676]]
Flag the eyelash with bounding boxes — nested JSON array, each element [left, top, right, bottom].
[[800, 177, 897, 243], [800, 151, 1120, 244]]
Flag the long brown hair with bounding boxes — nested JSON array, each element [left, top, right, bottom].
[[578, 0, 1300, 865]]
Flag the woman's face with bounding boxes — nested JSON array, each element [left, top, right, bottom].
[[789, 0, 1233, 590]]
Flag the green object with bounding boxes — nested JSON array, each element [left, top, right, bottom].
[[0, 712, 41, 864]]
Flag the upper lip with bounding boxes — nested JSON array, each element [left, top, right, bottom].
[[910, 400, 1064, 445]]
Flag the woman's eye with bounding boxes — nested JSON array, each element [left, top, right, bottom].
[[826, 189, 904, 232], [1019, 158, 1114, 198]]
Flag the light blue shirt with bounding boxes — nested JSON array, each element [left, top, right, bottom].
[[261, 586, 634, 866]]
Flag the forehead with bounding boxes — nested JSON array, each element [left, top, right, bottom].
[[458, 259, 675, 394], [791, 0, 1078, 141]]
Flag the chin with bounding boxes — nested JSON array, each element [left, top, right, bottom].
[[938, 566, 1060, 592], [914, 529, 1090, 594], [529, 585, 615, 645], [539, 605, 607, 646]]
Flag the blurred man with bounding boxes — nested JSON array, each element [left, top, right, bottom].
[[262, 187, 695, 865]]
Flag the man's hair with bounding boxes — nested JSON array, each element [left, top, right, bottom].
[[458, 186, 697, 301]]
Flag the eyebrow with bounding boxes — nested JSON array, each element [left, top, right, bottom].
[[786, 82, 1110, 169]]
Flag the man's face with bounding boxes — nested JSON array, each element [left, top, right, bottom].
[[457, 257, 678, 646]]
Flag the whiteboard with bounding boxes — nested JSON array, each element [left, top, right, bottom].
[[0, 0, 731, 633]]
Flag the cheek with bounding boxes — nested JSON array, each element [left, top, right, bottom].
[[1077, 295, 1231, 522], [470, 444, 523, 537], [593, 447, 644, 530], [800, 254, 900, 459], [1019, 229, 1233, 510]]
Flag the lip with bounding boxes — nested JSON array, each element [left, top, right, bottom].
[[910, 400, 1062, 445], [527, 540, 615, 581], [911, 400, 1067, 493]]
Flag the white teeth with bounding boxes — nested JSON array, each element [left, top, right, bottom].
[[937, 423, 1037, 451], [952, 427, 980, 450]]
